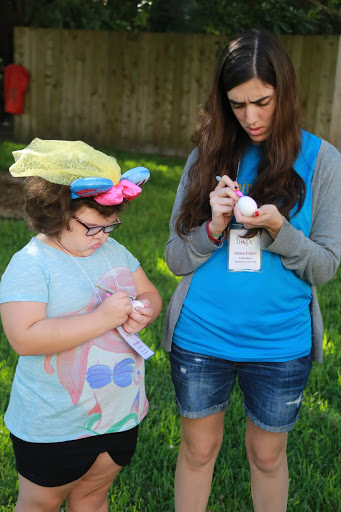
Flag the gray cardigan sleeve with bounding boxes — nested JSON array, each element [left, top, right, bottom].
[[260, 141, 341, 285], [165, 149, 222, 276]]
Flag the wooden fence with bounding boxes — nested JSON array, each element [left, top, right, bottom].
[[13, 28, 341, 156]]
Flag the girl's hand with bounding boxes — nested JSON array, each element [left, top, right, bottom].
[[95, 291, 133, 330], [122, 300, 153, 334], [209, 175, 241, 235], [234, 203, 284, 239]]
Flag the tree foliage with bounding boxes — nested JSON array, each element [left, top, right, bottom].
[[189, 0, 341, 35], [5, 0, 341, 34]]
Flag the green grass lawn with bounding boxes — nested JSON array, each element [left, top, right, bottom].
[[0, 145, 340, 511]]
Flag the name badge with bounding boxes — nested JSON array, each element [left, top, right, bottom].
[[227, 224, 262, 272]]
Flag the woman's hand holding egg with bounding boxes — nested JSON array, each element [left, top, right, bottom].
[[234, 203, 284, 239]]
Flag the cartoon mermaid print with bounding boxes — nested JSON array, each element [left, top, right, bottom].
[[43, 266, 148, 435]]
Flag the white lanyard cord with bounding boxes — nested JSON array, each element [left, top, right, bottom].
[[52, 238, 113, 303]]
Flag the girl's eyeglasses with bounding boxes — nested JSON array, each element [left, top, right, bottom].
[[73, 216, 121, 236]]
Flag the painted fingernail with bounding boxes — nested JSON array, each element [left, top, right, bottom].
[[234, 185, 239, 190], [254, 211, 259, 217]]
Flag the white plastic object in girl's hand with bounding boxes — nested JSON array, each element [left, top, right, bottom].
[[238, 196, 258, 217], [131, 300, 144, 311]]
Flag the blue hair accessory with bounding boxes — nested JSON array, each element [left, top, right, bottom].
[[120, 167, 150, 186], [70, 177, 113, 199]]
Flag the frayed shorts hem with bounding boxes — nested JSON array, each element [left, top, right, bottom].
[[174, 397, 230, 419], [244, 405, 299, 433]]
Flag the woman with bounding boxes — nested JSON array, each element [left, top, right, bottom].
[[162, 29, 341, 512]]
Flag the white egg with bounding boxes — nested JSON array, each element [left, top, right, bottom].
[[238, 196, 258, 217], [131, 300, 144, 311]]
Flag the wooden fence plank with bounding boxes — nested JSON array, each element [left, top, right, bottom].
[[44, 29, 63, 139], [13, 27, 31, 141], [169, 34, 187, 155], [110, 31, 126, 150], [137, 32, 155, 152], [178, 35, 196, 156], [120, 32, 134, 149], [142, 32, 164, 154], [158, 34, 175, 154], [78, 30, 95, 143], [150, 33, 164, 152], [94, 30, 110, 147], [28, 29, 45, 138], [59, 30, 77, 139], [71, 30, 86, 141], [314, 36, 338, 143], [128, 32, 144, 151], [330, 37, 341, 150]]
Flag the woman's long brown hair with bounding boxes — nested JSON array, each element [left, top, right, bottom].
[[176, 29, 305, 237]]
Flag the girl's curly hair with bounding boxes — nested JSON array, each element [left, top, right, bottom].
[[24, 176, 126, 237]]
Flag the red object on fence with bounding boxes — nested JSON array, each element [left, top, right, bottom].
[[4, 64, 30, 115]]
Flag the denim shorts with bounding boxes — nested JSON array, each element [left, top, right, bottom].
[[169, 343, 312, 433]]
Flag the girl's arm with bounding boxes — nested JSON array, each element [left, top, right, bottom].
[[0, 290, 133, 356], [122, 266, 162, 334]]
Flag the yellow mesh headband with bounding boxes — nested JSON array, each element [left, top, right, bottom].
[[9, 138, 150, 206], [9, 138, 122, 185]]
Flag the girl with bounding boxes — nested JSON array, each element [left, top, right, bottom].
[[0, 138, 162, 512], [163, 29, 341, 512]]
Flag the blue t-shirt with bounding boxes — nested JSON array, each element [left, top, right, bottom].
[[173, 130, 321, 362], [0, 237, 149, 442]]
